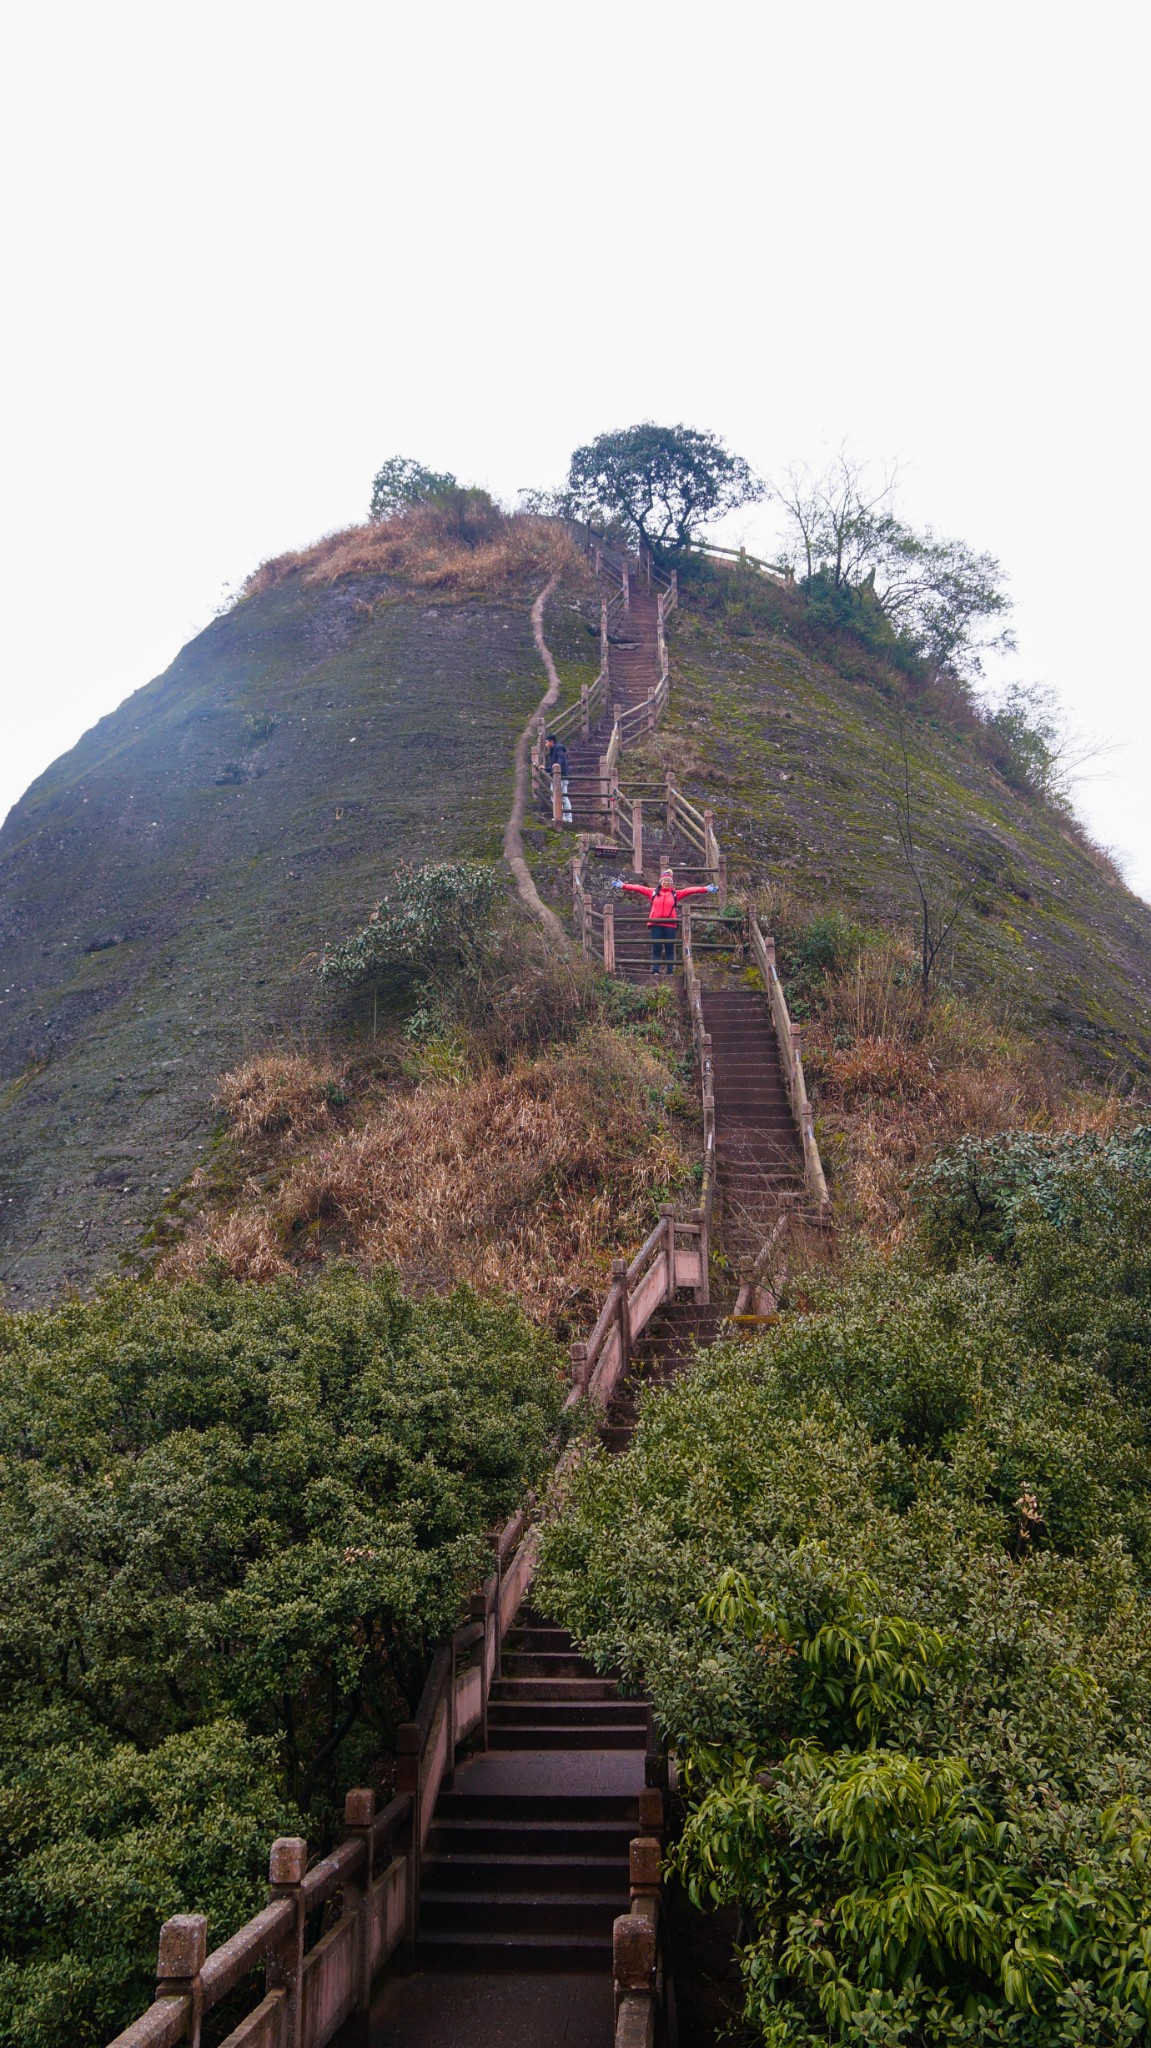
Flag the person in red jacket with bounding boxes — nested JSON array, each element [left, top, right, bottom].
[[612, 867, 717, 976]]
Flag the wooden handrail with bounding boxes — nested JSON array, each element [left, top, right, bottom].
[[748, 912, 830, 1211]]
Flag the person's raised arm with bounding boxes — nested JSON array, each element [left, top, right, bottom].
[[613, 879, 655, 898]]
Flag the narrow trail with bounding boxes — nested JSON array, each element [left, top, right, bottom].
[[502, 577, 566, 943]]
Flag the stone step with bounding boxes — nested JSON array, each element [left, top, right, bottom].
[[423, 1852, 629, 1894], [488, 1722, 647, 1750], [421, 1891, 626, 1937], [416, 1927, 612, 1972]]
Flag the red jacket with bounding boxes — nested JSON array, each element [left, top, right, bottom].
[[620, 881, 711, 925]]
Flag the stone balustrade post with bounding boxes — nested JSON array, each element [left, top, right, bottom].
[[612, 1258, 631, 1370], [156, 1913, 206, 2048], [569, 1340, 589, 1395], [552, 764, 563, 825], [394, 1726, 422, 1950], [632, 799, 644, 873], [630, 1836, 661, 1904], [266, 1837, 308, 2048], [659, 1204, 676, 1302], [603, 898, 616, 975], [344, 1789, 376, 2044], [613, 1912, 656, 2007], [581, 682, 590, 736]]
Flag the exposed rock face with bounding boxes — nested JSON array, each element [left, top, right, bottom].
[[0, 574, 551, 1301]]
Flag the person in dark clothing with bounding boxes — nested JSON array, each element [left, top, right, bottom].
[[544, 735, 572, 821], [613, 867, 717, 975]]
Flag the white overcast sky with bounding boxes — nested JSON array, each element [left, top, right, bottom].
[[2, 1, 1148, 897]]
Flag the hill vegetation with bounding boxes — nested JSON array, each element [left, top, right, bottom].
[[539, 1144, 1151, 2044], [2, 438, 1151, 2046]]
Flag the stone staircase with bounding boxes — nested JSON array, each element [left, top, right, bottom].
[[415, 1617, 645, 1976], [561, 575, 661, 833], [395, 1297, 717, 2005], [700, 986, 806, 1270]]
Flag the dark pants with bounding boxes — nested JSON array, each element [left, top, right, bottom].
[[649, 920, 677, 974]]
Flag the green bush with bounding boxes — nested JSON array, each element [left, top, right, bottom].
[[914, 1125, 1151, 1264], [319, 860, 501, 995], [0, 1721, 295, 2048], [538, 1161, 1151, 2044], [0, 1267, 563, 2043]]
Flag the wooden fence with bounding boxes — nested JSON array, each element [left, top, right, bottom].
[[531, 529, 677, 823], [106, 1515, 538, 2048], [748, 911, 831, 1211]]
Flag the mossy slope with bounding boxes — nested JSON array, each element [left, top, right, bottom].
[[0, 570, 582, 1302], [651, 596, 1151, 1074]]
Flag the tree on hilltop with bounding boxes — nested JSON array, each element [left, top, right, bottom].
[[369, 454, 458, 520], [774, 454, 1014, 679], [566, 422, 762, 552]]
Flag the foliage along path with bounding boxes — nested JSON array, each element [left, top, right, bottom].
[[368, 551, 810, 2045]]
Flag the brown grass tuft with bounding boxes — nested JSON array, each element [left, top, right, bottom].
[[217, 1052, 348, 1143], [242, 507, 587, 602], [804, 937, 1124, 1242], [163, 1030, 692, 1325]]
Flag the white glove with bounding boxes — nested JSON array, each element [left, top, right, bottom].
[[612, 877, 624, 890], [708, 884, 719, 894]]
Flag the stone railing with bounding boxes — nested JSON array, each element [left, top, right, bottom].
[[106, 1515, 537, 2048], [613, 1826, 668, 2048], [749, 911, 831, 1211], [565, 1206, 708, 1416], [532, 527, 678, 821]]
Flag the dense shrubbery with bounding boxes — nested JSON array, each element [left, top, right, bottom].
[[538, 1151, 1151, 2044], [914, 1125, 1151, 1265], [0, 1267, 562, 2045]]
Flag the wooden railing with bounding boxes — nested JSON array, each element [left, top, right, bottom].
[[681, 911, 717, 1242], [106, 1516, 538, 2048], [685, 537, 794, 584], [565, 1206, 707, 1416], [533, 527, 678, 824], [748, 911, 830, 1211]]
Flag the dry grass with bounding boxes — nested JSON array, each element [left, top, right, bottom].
[[162, 1029, 692, 1326], [216, 1051, 348, 1142], [242, 506, 588, 601], [803, 937, 1125, 1241]]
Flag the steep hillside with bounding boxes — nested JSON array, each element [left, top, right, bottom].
[[616, 565, 1151, 1075], [0, 559, 594, 1303], [4, 523, 1149, 1306]]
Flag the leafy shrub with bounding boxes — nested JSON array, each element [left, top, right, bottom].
[[0, 1269, 561, 1783], [538, 1161, 1151, 2044], [0, 1721, 296, 2048], [914, 1124, 1151, 1264], [368, 455, 457, 520], [0, 1267, 561, 2039], [319, 861, 501, 995]]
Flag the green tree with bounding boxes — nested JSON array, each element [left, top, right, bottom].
[[566, 422, 762, 552], [538, 1151, 1151, 2046], [368, 454, 457, 520], [0, 1267, 560, 1796], [318, 860, 501, 997], [774, 455, 1014, 679]]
